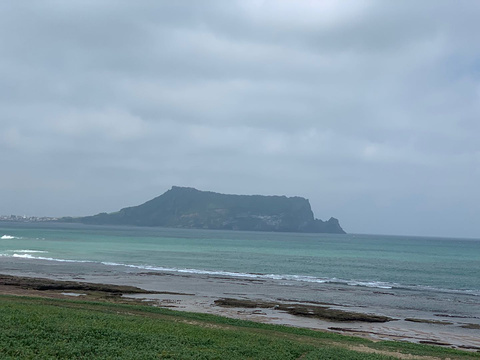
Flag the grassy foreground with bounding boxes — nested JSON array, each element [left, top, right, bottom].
[[0, 295, 478, 359]]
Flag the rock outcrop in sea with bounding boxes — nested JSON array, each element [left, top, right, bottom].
[[61, 186, 346, 234]]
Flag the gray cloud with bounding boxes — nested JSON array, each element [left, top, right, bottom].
[[1, 0, 480, 237]]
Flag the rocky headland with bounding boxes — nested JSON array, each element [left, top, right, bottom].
[[61, 186, 345, 234]]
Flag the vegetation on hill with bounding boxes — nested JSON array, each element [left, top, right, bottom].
[[62, 186, 345, 233]]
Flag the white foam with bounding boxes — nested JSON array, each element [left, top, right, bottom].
[[12, 254, 35, 259], [410, 284, 480, 297], [345, 280, 394, 289], [1, 235, 18, 240], [6, 253, 478, 296], [99, 262, 398, 290], [101, 261, 124, 266], [11, 253, 91, 263], [12, 249, 48, 254]]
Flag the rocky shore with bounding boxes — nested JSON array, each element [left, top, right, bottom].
[[1, 257, 479, 352]]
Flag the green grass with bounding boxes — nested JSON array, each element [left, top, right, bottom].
[[0, 295, 478, 359]]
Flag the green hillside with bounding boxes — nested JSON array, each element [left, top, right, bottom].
[[62, 186, 345, 234]]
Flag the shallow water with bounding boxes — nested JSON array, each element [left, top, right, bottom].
[[1, 222, 479, 296]]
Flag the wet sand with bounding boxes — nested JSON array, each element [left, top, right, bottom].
[[1, 257, 479, 351]]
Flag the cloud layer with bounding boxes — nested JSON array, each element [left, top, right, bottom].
[[1, 0, 480, 237]]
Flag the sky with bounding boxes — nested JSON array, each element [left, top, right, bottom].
[[1, 1, 480, 238]]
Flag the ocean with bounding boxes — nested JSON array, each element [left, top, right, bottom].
[[1, 222, 479, 296]]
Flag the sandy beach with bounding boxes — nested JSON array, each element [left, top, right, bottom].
[[1, 256, 479, 352]]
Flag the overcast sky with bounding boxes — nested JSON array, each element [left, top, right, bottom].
[[1, 1, 479, 238]]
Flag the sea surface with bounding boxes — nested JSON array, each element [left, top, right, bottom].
[[1, 222, 479, 297]]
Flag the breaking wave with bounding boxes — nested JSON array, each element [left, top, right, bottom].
[[11, 249, 48, 253], [10, 253, 90, 263], [1, 235, 20, 240], [3, 252, 479, 296]]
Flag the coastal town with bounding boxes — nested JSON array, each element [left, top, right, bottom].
[[0, 214, 58, 222]]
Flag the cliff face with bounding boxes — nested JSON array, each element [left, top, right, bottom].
[[66, 186, 345, 234]]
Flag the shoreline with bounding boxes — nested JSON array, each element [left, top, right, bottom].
[[1, 258, 479, 352]]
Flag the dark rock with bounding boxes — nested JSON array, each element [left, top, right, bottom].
[[214, 298, 392, 322]]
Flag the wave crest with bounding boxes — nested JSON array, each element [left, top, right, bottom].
[[4, 252, 479, 296], [1, 235, 19, 240], [12, 249, 48, 253]]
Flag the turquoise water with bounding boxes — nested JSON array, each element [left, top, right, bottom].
[[1, 222, 479, 296]]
